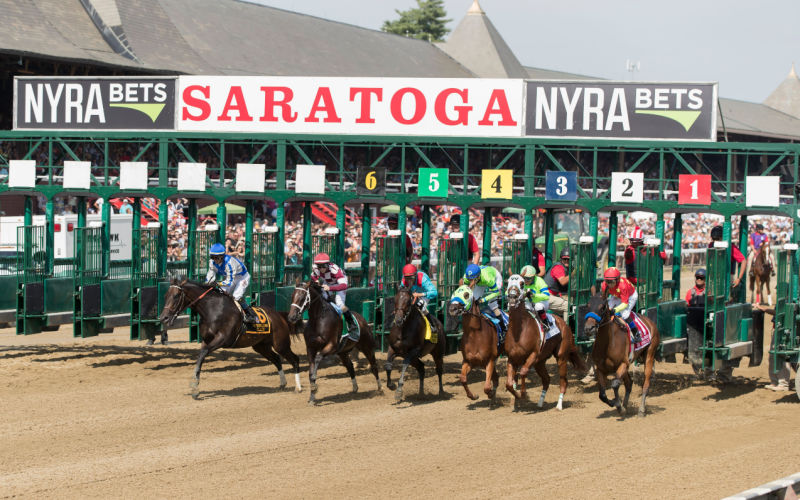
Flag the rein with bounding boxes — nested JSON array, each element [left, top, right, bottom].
[[166, 284, 215, 322]]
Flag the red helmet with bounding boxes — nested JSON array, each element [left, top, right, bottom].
[[604, 267, 621, 280], [402, 264, 417, 276], [314, 253, 330, 265], [629, 226, 643, 240]]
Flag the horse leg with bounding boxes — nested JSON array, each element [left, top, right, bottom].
[[533, 360, 550, 408], [556, 349, 569, 411], [434, 351, 445, 397], [337, 351, 358, 393], [518, 349, 540, 401], [506, 361, 522, 403], [596, 370, 615, 408], [274, 339, 302, 393], [622, 371, 633, 412], [190, 335, 227, 400], [308, 349, 323, 405], [410, 357, 426, 396], [385, 346, 397, 390], [252, 343, 286, 389], [460, 361, 478, 400], [611, 363, 629, 415], [485, 357, 499, 402], [639, 350, 657, 417], [396, 355, 413, 402]]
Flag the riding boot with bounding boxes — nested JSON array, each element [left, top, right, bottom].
[[538, 311, 552, 331], [628, 321, 642, 345], [343, 309, 359, 339], [422, 309, 439, 342], [239, 299, 257, 324]]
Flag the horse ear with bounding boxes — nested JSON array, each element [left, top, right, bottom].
[[295, 276, 301, 285]]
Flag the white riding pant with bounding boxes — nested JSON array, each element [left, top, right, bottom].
[[607, 290, 638, 321], [223, 273, 250, 301], [525, 299, 549, 313], [324, 290, 346, 310]]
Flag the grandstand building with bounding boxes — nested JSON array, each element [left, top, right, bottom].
[[2, 0, 800, 140]]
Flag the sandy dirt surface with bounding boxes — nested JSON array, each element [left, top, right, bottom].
[[1, 274, 798, 499]]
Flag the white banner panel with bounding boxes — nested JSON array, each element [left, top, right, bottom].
[[746, 176, 780, 207], [177, 76, 523, 137], [295, 164, 325, 194], [120, 162, 149, 190], [610, 171, 644, 203], [178, 162, 207, 192], [8, 160, 36, 188], [235, 163, 265, 193], [63, 161, 91, 190]]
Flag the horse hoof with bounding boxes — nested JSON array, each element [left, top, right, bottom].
[[537, 401, 544, 409], [470, 394, 479, 401], [395, 389, 403, 402], [295, 386, 303, 393], [638, 410, 646, 418], [386, 381, 396, 391], [146, 339, 154, 346], [617, 405, 626, 416], [557, 401, 564, 411]]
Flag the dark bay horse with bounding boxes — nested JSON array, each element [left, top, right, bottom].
[[583, 292, 659, 417], [750, 243, 772, 305], [158, 278, 302, 399], [505, 285, 585, 411], [288, 280, 382, 405], [385, 286, 446, 402], [448, 285, 501, 404]]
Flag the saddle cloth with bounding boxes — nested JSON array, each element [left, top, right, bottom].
[[421, 314, 437, 344], [526, 310, 561, 343], [244, 306, 272, 335], [481, 311, 508, 349], [624, 314, 652, 359]]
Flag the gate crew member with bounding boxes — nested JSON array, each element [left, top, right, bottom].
[[401, 263, 441, 339], [748, 223, 775, 276], [685, 268, 707, 307], [206, 243, 256, 323], [387, 215, 414, 265], [448, 214, 480, 264], [545, 247, 571, 319], [624, 226, 645, 284], [519, 265, 555, 331], [601, 267, 641, 344], [462, 263, 506, 335], [709, 225, 747, 294], [311, 252, 359, 334]]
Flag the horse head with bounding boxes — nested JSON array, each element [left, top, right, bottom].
[[392, 285, 414, 328], [159, 276, 187, 327], [506, 274, 524, 309], [288, 279, 312, 324], [583, 292, 610, 338], [448, 284, 473, 318]]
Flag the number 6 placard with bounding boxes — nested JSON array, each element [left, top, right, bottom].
[[356, 167, 386, 196], [481, 169, 513, 199], [418, 167, 448, 197], [610, 172, 643, 204]]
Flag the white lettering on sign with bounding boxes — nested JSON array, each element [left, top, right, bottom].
[[25, 82, 106, 124], [177, 76, 523, 136]]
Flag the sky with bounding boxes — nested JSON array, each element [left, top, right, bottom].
[[250, 0, 800, 104]]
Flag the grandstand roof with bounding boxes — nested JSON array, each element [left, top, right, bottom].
[[763, 64, 800, 120]]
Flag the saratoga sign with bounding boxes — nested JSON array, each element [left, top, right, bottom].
[[177, 76, 523, 136]]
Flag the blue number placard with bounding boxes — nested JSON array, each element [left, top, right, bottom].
[[545, 171, 577, 201]]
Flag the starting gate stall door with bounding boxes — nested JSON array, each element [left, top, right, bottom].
[[251, 230, 278, 308], [73, 226, 104, 338], [502, 236, 528, 281], [771, 246, 800, 397], [190, 228, 217, 342], [16, 225, 47, 334], [634, 244, 660, 322], [437, 235, 465, 352], [131, 226, 162, 341], [374, 235, 400, 350], [312, 233, 338, 264], [569, 240, 595, 352]]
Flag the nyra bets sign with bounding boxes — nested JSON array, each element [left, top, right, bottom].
[[177, 76, 523, 137], [524, 81, 717, 141]]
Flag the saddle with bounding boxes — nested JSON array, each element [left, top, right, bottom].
[[420, 313, 438, 344], [234, 301, 272, 335], [617, 314, 652, 359]]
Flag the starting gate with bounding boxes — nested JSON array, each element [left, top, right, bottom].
[[130, 226, 162, 341], [190, 228, 217, 342], [16, 225, 47, 334], [373, 235, 400, 348], [634, 244, 661, 322], [569, 238, 596, 351], [251, 229, 278, 307], [312, 232, 339, 264], [72, 226, 104, 338], [771, 245, 800, 392], [437, 236, 465, 336]]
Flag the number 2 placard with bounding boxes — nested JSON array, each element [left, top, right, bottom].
[[418, 167, 449, 197], [610, 172, 643, 204], [678, 174, 711, 205], [481, 169, 513, 199]]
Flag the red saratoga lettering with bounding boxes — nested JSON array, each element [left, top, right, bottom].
[[182, 85, 210, 121], [390, 87, 426, 125], [478, 89, 517, 126], [304, 87, 342, 123], [434, 88, 471, 126], [259, 86, 297, 122], [217, 86, 253, 122], [350, 87, 382, 124]]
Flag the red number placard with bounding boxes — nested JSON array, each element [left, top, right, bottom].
[[678, 174, 711, 205]]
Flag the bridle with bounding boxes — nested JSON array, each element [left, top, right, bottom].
[[164, 283, 214, 324], [392, 288, 415, 327], [291, 285, 311, 314]]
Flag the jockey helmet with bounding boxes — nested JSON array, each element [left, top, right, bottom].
[[560, 247, 570, 259], [629, 226, 643, 241], [710, 225, 723, 240], [755, 223, 764, 231], [465, 264, 481, 280], [604, 267, 621, 280], [402, 264, 417, 276], [210, 243, 226, 256], [520, 265, 537, 278], [314, 253, 330, 265], [695, 268, 706, 279]]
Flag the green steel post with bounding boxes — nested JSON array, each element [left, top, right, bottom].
[[77, 196, 86, 228], [589, 214, 599, 268], [361, 204, 371, 286], [672, 213, 683, 301], [398, 207, 407, 264], [336, 203, 346, 265], [158, 138, 168, 188], [187, 199, 197, 277], [245, 200, 254, 269], [723, 217, 733, 300], [524, 209, 533, 260], [482, 207, 492, 265], [24, 196, 32, 226], [303, 202, 312, 280], [608, 211, 618, 269], [45, 197, 54, 275], [132, 199, 141, 280], [102, 198, 111, 276], [738, 215, 749, 303], [421, 205, 431, 273], [158, 198, 168, 277], [216, 203, 226, 244], [276, 203, 285, 283], [460, 208, 469, 263], [276, 142, 286, 190], [544, 209, 554, 270], [655, 213, 665, 293]]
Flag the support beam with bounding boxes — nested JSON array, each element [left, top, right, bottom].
[[608, 211, 618, 269], [276, 202, 285, 284], [672, 213, 683, 301], [216, 202, 226, 245], [544, 209, 554, 270], [398, 206, 407, 265], [482, 207, 492, 265], [336, 203, 346, 265], [361, 204, 371, 287], [245, 200, 254, 269], [45, 197, 54, 276], [421, 205, 431, 273], [303, 202, 312, 280]]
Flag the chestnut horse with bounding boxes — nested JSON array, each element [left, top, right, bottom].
[[288, 279, 382, 405], [505, 284, 586, 411], [385, 286, 446, 401], [750, 243, 772, 305], [448, 285, 502, 403], [583, 292, 660, 417], [158, 278, 302, 399]]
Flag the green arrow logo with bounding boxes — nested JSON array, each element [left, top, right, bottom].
[[109, 103, 166, 123], [634, 110, 701, 132]]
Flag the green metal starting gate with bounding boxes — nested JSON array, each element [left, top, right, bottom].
[[502, 237, 528, 280], [312, 233, 338, 264], [437, 236, 465, 335], [72, 226, 105, 338], [190, 228, 217, 342], [771, 246, 800, 377], [250, 230, 278, 307], [569, 240, 596, 351], [634, 244, 661, 322], [373, 235, 400, 348], [130, 226, 162, 341], [16, 225, 47, 334]]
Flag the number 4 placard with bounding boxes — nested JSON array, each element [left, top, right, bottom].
[[418, 167, 448, 197], [610, 172, 643, 204], [481, 169, 513, 199], [678, 174, 711, 205]]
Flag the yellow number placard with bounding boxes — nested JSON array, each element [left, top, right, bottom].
[[481, 169, 513, 199]]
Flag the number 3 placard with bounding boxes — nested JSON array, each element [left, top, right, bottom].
[[418, 167, 448, 197], [545, 171, 578, 201], [481, 169, 513, 199], [678, 174, 711, 205], [610, 172, 643, 204]]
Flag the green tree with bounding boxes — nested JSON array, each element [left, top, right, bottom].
[[381, 0, 451, 42]]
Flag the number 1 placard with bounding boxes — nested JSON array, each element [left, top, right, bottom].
[[610, 172, 643, 204], [678, 174, 711, 205], [418, 167, 448, 197], [481, 169, 513, 199]]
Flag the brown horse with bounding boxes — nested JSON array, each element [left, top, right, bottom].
[[385, 286, 446, 401], [504, 285, 586, 411], [447, 285, 502, 403], [288, 279, 382, 405], [583, 292, 660, 417], [750, 242, 772, 305], [158, 278, 302, 399]]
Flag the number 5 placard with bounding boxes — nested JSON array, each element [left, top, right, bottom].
[[418, 167, 448, 197], [678, 174, 711, 205], [481, 169, 513, 199], [610, 172, 643, 204]]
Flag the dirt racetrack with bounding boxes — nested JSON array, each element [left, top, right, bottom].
[[1, 311, 798, 500]]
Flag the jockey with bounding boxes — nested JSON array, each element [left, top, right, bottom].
[[401, 263, 440, 336], [206, 242, 256, 323], [311, 252, 358, 334], [624, 226, 645, 284], [519, 265, 554, 331], [462, 263, 506, 335], [748, 223, 775, 276], [600, 267, 641, 344]]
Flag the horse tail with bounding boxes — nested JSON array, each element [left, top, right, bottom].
[[278, 311, 304, 339], [568, 346, 588, 373]]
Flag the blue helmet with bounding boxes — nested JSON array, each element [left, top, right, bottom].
[[465, 264, 481, 280], [210, 243, 226, 256]]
